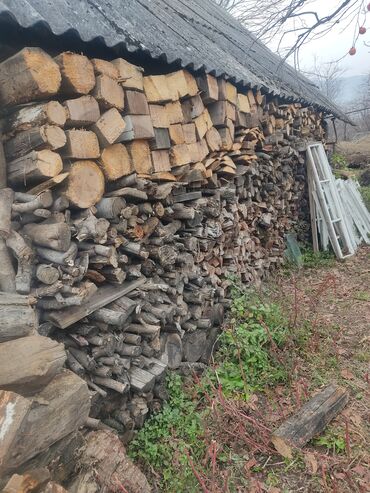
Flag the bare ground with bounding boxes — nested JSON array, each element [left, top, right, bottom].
[[255, 246, 370, 492]]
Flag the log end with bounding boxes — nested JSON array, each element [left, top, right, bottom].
[[64, 160, 105, 208], [271, 434, 293, 459], [25, 48, 62, 99], [37, 150, 64, 178]]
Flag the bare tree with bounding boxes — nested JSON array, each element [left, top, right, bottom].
[[214, 0, 368, 60], [303, 57, 346, 102]]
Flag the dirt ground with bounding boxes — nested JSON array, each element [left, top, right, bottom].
[[337, 135, 370, 158], [256, 246, 370, 492]]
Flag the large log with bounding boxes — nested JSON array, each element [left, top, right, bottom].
[[7, 150, 63, 187], [112, 58, 144, 91], [64, 95, 101, 127], [3, 102, 67, 134], [92, 74, 124, 110], [0, 335, 66, 395], [91, 58, 119, 79], [54, 52, 95, 95], [119, 115, 155, 142], [91, 108, 126, 148], [126, 140, 153, 174], [0, 371, 90, 477], [68, 430, 151, 493], [63, 161, 105, 208], [62, 129, 100, 159], [0, 292, 38, 342], [4, 126, 66, 161], [271, 384, 350, 458], [0, 48, 61, 107], [99, 143, 133, 181]]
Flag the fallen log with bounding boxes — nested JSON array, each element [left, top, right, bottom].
[[271, 384, 350, 458]]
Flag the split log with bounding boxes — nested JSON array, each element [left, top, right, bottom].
[[112, 58, 144, 90], [126, 140, 153, 174], [165, 101, 184, 124], [26, 172, 69, 195], [150, 128, 171, 150], [62, 129, 100, 159], [92, 74, 124, 110], [64, 95, 100, 127], [143, 75, 174, 103], [91, 58, 119, 79], [3, 101, 66, 133], [91, 108, 126, 148], [0, 292, 38, 342], [149, 104, 170, 128], [0, 47, 61, 107], [271, 384, 350, 458], [99, 143, 132, 181], [54, 52, 95, 95], [4, 126, 66, 161], [63, 161, 105, 208], [197, 73, 218, 104], [119, 115, 155, 142], [0, 371, 90, 477], [166, 69, 198, 99], [7, 150, 63, 187], [125, 90, 149, 115], [151, 150, 171, 172], [0, 335, 66, 395]]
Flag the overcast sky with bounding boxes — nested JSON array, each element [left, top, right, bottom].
[[268, 0, 370, 77]]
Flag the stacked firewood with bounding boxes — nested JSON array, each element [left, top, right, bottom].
[[0, 46, 323, 447]]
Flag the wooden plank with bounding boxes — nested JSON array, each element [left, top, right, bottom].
[[272, 384, 349, 458], [45, 278, 145, 329]]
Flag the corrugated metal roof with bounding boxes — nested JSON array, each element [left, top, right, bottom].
[[0, 0, 350, 121]]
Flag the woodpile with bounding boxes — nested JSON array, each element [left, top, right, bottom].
[[0, 46, 324, 485]]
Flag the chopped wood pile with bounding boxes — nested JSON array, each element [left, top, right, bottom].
[[0, 46, 325, 484]]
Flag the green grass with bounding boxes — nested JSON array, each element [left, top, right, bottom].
[[360, 186, 370, 210], [208, 287, 289, 398], [301, 247, 336, 269], [128, 373, 204, 493], [128, 290, 291, 491]]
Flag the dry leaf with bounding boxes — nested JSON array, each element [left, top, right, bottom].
[[304, 452, 318, 474], [341, 369, 355, 380]]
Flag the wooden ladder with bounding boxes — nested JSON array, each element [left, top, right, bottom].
[[306, 143, 355, 259]]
